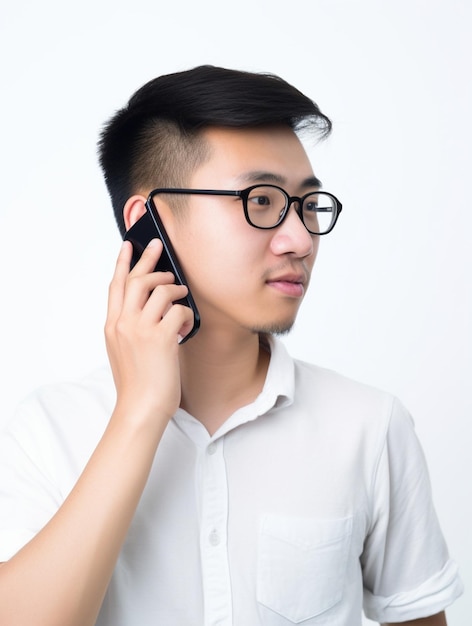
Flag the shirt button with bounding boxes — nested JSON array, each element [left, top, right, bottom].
[[207, 442, 217, 455], [208, 529, 220, 546]]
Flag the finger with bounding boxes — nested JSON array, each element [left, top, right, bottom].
[[123, 271, 177, 313], [129, 238, 165, 276], [140, 283, 189, 325], [158, 302, 195, 344], [106, 241, 133, 325]]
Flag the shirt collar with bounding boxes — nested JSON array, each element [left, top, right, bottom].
[[254, 335, 294, 413], [173, 336, 295, 443]]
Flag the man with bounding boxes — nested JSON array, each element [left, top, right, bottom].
[[0, 66, 463, 625]]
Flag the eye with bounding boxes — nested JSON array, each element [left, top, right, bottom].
[[303, 194, 334, 214], [250, 194, 272, 207], [305, 200, 319, 212], [245, 186, 287, 227]]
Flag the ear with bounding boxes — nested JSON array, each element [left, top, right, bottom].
[[123, 194, 147, 231]]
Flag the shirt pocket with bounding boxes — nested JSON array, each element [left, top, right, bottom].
[[257, 514, 353, 623]]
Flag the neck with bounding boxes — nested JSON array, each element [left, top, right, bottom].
[[178, 328, 271, 435]]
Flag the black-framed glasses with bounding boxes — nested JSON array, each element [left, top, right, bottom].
[[148, 185, 342, 235]]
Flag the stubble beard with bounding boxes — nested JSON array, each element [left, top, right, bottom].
[[249, 304, 300, 337], [251, 320, 295, 337]]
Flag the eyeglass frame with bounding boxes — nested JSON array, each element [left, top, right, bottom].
[[147, 185, 342, 235]]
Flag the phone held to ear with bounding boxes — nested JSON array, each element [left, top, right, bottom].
[[123, 198, 201, 343]]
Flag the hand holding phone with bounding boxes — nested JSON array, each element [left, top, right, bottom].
[[123, 197, 200, 342]]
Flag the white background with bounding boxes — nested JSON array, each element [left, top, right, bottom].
[[0, 0, 470, 623]]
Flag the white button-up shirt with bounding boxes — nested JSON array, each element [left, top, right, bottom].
[[0, 339, 463, 625]]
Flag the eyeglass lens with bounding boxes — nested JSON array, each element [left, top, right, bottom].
[[245, 186, 336, 234]]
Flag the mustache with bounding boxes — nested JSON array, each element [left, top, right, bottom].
[[262, 261, 311, 286]]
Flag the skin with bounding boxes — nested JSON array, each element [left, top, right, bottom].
[[0, 126, 447, 626]]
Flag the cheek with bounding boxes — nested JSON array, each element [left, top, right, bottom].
[[177, 225, 263, 296]]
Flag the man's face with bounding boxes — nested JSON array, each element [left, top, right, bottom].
[[162, 125, 320, 337]]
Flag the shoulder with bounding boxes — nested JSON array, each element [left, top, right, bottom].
[[287, 355, 416, 459], [295, 357, 401, 415], [2, 365, 115, 465], [13, 365, 115, 423], [269, 338, 410, 434]]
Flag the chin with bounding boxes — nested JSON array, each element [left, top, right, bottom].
[[251, 320, 295, 337]]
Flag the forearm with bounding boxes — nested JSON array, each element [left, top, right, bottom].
[[0, 404, 167, 626], [0, 240, 192, 625]]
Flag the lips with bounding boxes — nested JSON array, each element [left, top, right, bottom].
[[265, 272, 307, 297]]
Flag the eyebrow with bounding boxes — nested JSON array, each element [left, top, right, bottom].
[[235, 170, 323, 189]]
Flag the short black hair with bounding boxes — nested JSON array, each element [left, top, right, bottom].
[[98, 65, 332, 236]]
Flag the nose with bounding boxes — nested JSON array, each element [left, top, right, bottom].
[[269, 203, 316, 259]]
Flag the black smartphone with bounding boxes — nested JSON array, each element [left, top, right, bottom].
[[123, 198, 200, 342]]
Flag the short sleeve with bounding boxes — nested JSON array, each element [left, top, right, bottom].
[[0, 410, 63, 561], [0, 370, 113, 562], [361, 398, 463, 622]]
